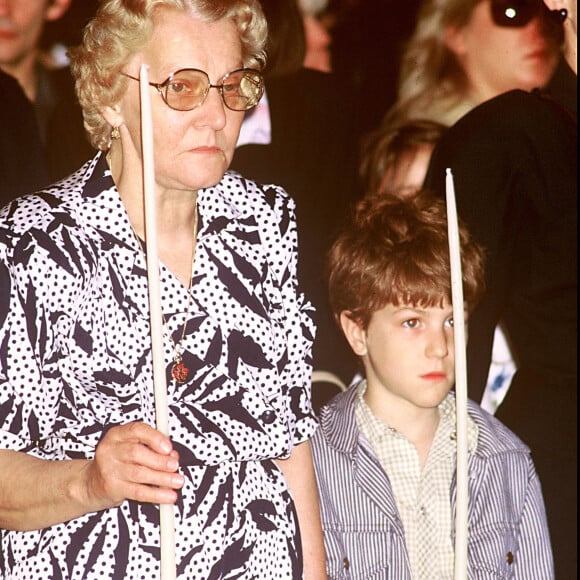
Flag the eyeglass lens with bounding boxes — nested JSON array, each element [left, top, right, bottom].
[[490, 0, 550, 27], [161, 69, 264, 111]]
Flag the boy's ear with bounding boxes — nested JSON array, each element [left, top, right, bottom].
[[340, 311, 367, 357]]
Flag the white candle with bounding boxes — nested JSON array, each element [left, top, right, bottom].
[[446, 168, 468, 580], [140, 63, 177, 580]]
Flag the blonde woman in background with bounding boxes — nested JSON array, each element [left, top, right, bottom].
[[385, 0, 563, 125]]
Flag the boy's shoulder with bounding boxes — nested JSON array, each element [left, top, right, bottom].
[[312, 384, 359, 454], [466, 399, 531, 457]]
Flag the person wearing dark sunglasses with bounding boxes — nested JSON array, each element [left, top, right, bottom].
[[383, 0, 563, 127]]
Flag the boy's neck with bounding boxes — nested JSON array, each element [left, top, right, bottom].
[[410, 415, 440, 469], [364, 387, 440, 469]]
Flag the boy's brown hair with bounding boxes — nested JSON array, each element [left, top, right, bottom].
[[327, 190, 485, 328]]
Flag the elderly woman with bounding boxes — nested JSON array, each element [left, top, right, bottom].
[[384, 0, 563, 126], [0, 0, 326, 578]]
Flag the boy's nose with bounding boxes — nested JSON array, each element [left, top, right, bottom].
[[426, 329, 450, 358]]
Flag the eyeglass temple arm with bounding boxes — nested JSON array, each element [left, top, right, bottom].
[[121, 72, 164, 92]]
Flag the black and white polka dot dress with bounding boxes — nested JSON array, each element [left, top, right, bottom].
[[0, 153, 317, 579]]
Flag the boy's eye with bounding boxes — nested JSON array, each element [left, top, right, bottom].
[[446, 317, 454, 328], [403, 319, 420, 329]]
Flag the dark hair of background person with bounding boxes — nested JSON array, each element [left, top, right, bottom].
[[259, 0, 306, 77], [39, 0, 99, 52], [359, 118, 447, 196], [326, 0, 423, 136], [40, 0, 98, 183]]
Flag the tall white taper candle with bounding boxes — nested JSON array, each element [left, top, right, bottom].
[[140, 63, 177, 580], [446, 168, 468, 580]]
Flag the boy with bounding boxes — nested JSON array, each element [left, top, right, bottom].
[[311, 191, 553, 579]]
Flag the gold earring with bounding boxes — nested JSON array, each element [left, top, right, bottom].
[[111, 126, 121, 140]]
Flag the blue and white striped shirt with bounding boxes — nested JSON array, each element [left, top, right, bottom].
[[311, 383, 554, 579]]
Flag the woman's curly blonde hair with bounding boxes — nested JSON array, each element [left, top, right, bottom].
[[69, 0, 268, 151]]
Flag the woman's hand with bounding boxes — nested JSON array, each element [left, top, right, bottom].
[[0, 422, 184, 532], [82, 422, 185, 510]]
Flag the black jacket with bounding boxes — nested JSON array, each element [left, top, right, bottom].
[[0, 70, 49, 204], [0, 66, 94, 206], [425, 89, 577, 397]]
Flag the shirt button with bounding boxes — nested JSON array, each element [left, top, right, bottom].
[[343, 557, 350, 570], [260, 410, 276, 424], [506, 551, 514, 565]]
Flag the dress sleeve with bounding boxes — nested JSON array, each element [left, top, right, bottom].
[[262, 185, 318, 445], [0, 229, 64, 456]]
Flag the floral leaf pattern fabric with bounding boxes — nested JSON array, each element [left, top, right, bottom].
[[0, 153, 317, 579]]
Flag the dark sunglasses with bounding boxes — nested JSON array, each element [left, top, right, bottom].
[[490, 0, 557, 27]]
